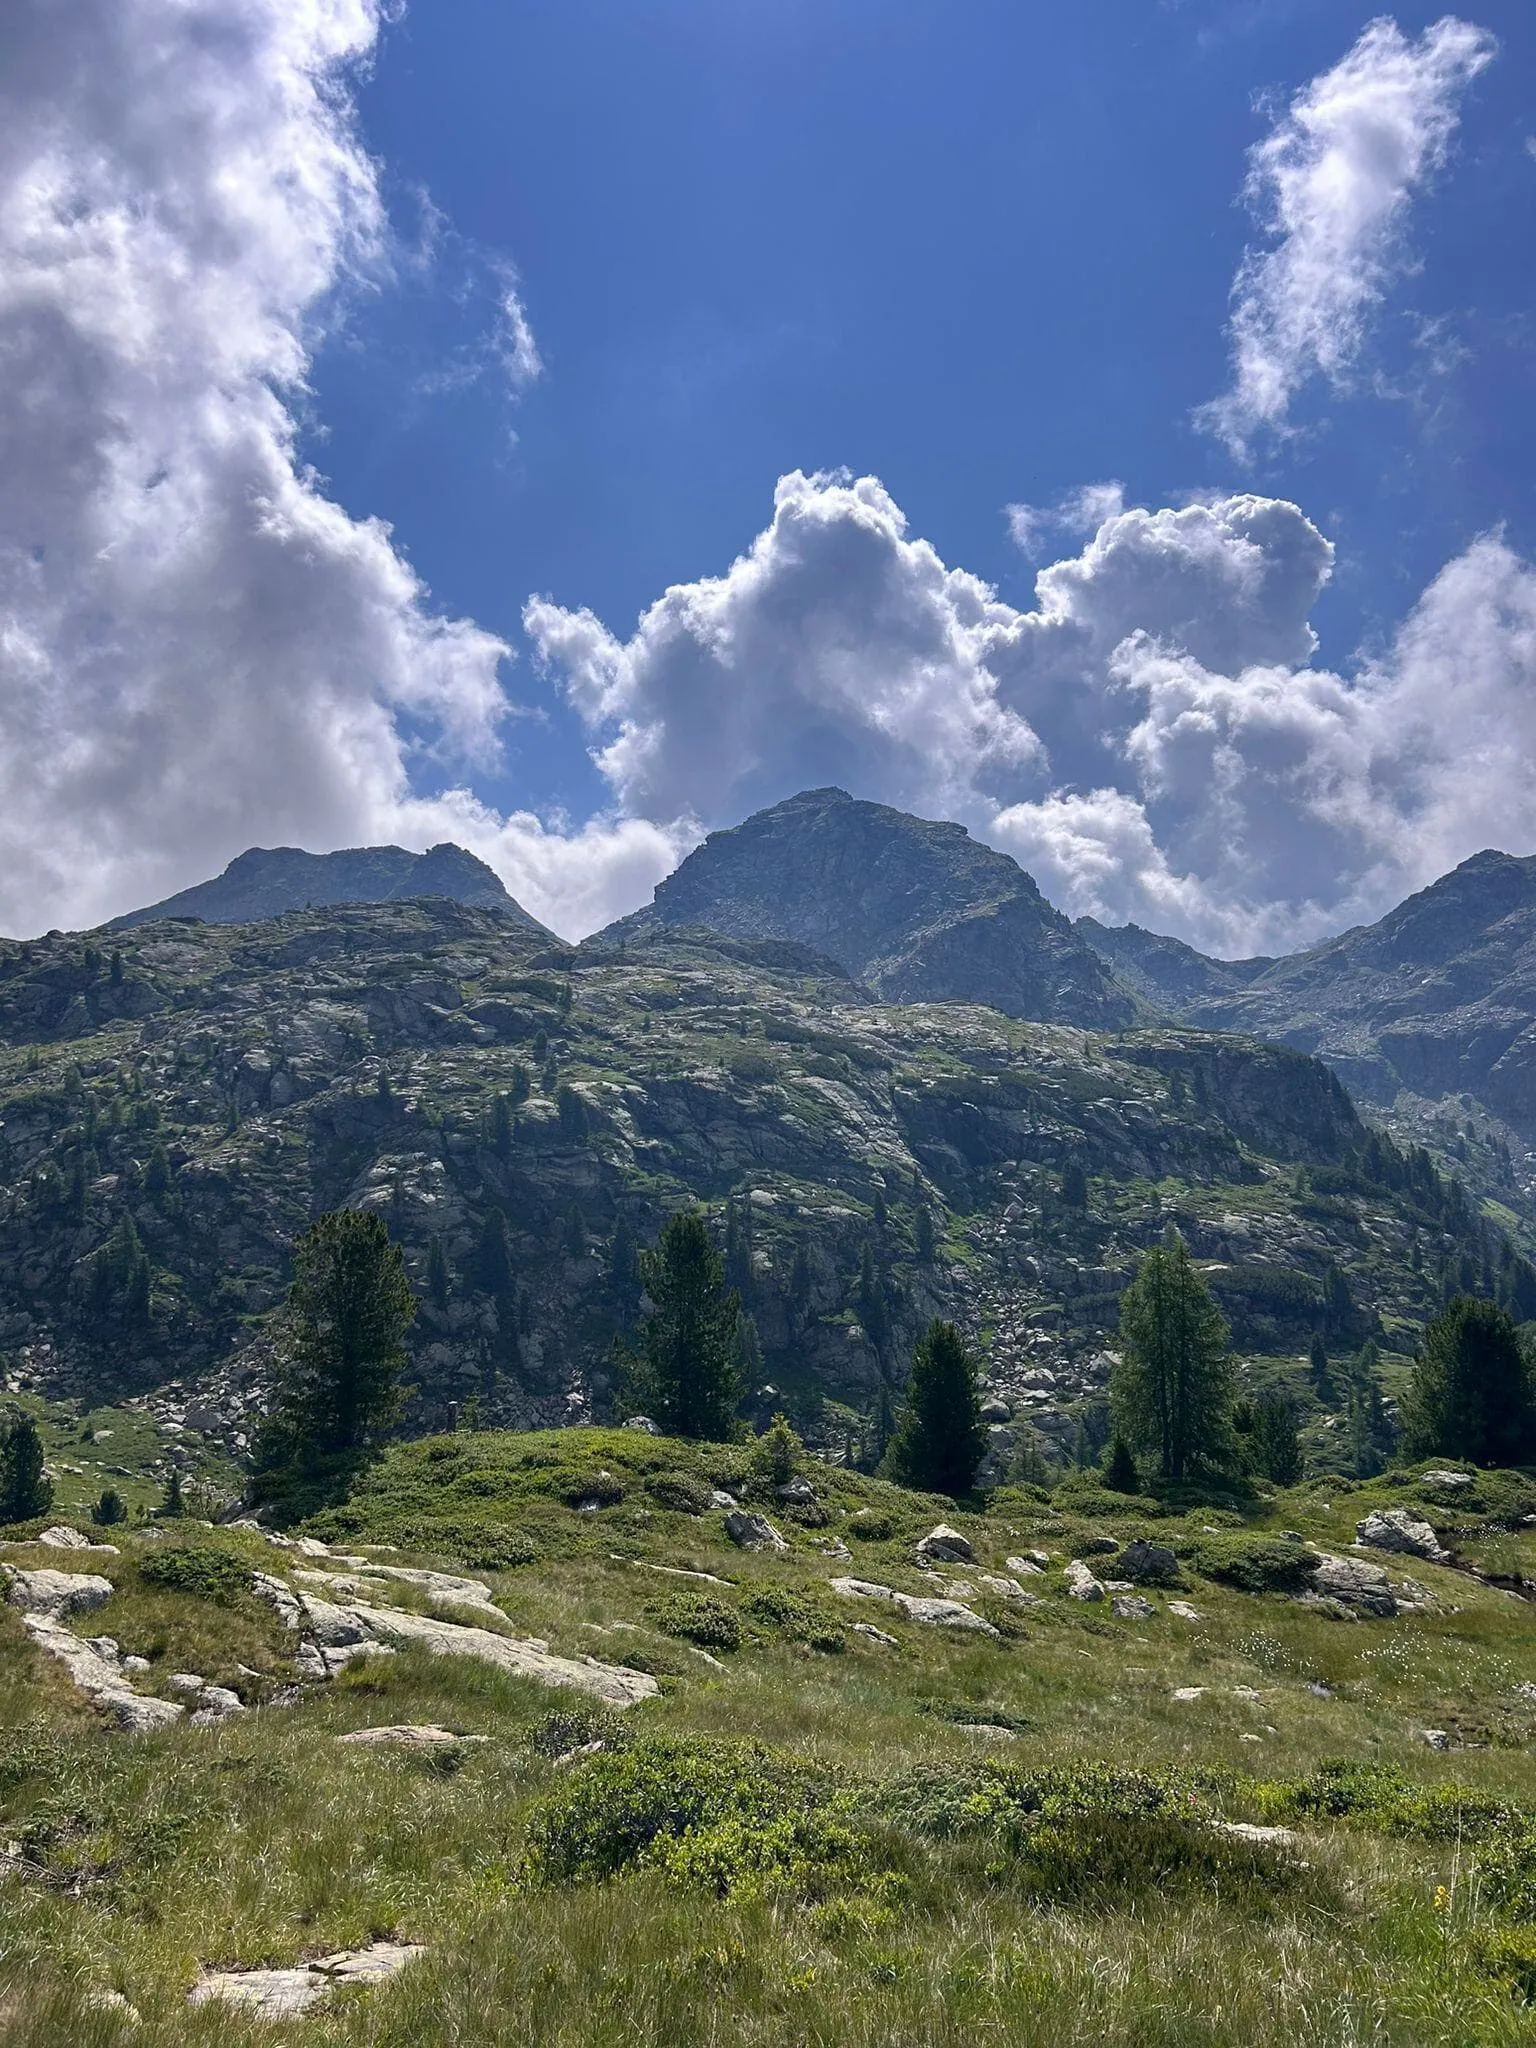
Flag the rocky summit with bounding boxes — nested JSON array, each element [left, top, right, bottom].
[[110, 840, 549, 934], [1079, 849, 1536, 1241], [597, 787, 1136, 1028]]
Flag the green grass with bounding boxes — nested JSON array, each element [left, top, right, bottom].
[[5, 1429, 1536, 2043]]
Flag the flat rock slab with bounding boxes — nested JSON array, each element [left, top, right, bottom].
[[293, 1566, 507, 1620], [20, 1615, 183, 1732], [3, 1567, 115, 1620], [828, 1577, 999, 1636], [344, 1602, 660, 1707], [337, 1725, 490, 1749], [190, 1941, 426, 2017], [916, 1524, 974, 1564]]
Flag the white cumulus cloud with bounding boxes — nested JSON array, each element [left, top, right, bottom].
[[0, 0, 658, 943], [530, 468, 1536, 955], [1200, 14, 1496, 453]]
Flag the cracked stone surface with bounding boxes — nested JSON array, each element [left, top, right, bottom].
[[20, 1614, 183, 1732], [188, 1940, 426, 2017], [828, 1576, 999, 1636]]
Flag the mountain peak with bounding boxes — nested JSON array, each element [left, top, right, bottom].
[[594, 788, 1133, 1027], [109, 841, 551, 934]]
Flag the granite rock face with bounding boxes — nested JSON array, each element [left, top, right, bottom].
[[598, 788, 1136, 1028]]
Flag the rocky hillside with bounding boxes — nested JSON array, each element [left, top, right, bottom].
[[0, 898, 1522, 1478], [110, 841, 546, 932], [598, 787, 1136, 1029], [1078, 851, 1536, 1232], [5, 1427, 1536, 2045]]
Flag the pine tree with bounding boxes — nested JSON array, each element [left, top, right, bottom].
[[914, 1203, 936, 1264], [159, 1465, 184, 1517], [1251, 1388, 1304, 1486], [1111, 1229, 1234, 1481], [91, 1487, 126, 1527], [1060, 1160, 1089, 1209], [0, 1412, 52, 1524], [730, 1307, 764, 1387], [610, 1215, 641, 1314], [475, 1210, 515, 1300], [789, 1238, 813, 1317], [855, 1241, 889, 1360], [620, 1210, 742, 1440], [1401, 1295, 1536, 1466], [1308, 1332, 1336, 1405], [425, 1234, 451, 1311], [490, 1093, 514, 1159], [145, 1143, 171, 1203], [258, 1210, 415, 1465], [1104, 1434, 1140, 1494], [885, 1320, 987, 1496], [724, 1197, 755, 1303], [1346, 1340, 1392, 1477], [872, 1187, 888, 1233]]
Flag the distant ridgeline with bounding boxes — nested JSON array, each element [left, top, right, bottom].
[[0, 787, 1531, 1461], [109, 842, 552, 935]]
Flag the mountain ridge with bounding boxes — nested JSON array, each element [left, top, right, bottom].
[[110, 841, 550, 935], [595, 787, 1137, 1030]]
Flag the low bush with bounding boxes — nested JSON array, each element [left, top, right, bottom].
[[649, 1591, 743, 1653], [1183, 1535, 1320, 1595], [558, 1470, 626, 1509], [344, 1515, 537, 1570], [523, 1735, 893, 1905], [138, 1543, 249, 1606], [526, 1705, 629, 1761], [846, 1508, 895, 1542], [644, 1469, 713, 1516], [740, 1584, 846, 1652]]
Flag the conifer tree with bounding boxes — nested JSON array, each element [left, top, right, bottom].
[[730, 1307, 764, 1387], [1251, 1388, 1304, 1486], [1308, 1332, 1336, 1405], [258, 1210, 415, 1464], [1346, 1340, 1393, 1477], [1401, 1295, 1536, 1466], [855, 1241, 889, 1361], [724, 1197, 755, 1303], [0, 1411, 52, 1524], [885, 1319, 987, 1496], [620, 1210, 741, 1440], [425, 1234, 451, 1311], [914, 1202, 936, 1264], [1104, 1434, 1140, 1494], [1111, 1229, 1233, 1481]]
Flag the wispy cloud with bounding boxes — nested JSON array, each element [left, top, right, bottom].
[[1200, 15, 1495, 455], [1006, 482, 1125, 557]]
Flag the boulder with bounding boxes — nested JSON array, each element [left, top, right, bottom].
[[1111, 1594, 1155, 1620], [35, 1526, 91, 1550], [723, 1511, 787, 1553], [189, 1685, 246, 1725], [1355, 1507, 1450, 1565], [1167, 1600, 1202, 1621], [980, 1397, 1013, 1424], [978, 1573, 1043, 1606], [623, 1416, 661, 1434], [851, 1621, 899, 1647], [1063, 1560, 1104, 1601], [1004, 1555, 1046, 1576], [1309, 1552, 1398, 1618], [774, 1477, 818, 1506], [3, 1567, 114, 1620], [1076, 1536, 1118, 1558], [1421, 1469, 1474, 1491], [1115, 1539, 1181, 1587], [915, 1524, 973, 1564]]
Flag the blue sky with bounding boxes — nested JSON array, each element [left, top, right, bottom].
[[314, 0, 1535, 822], [2, 1, 1534, 946]]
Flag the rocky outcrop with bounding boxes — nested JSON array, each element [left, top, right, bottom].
[[723, 1512, 787, 1553], [19, 1614, 183, 1731], [1355, 1508, 1450, 1565], [828, 1576, 999, 1635], [3, 1567, 114, 1620], [1308, 1553, 1398, 1618]]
